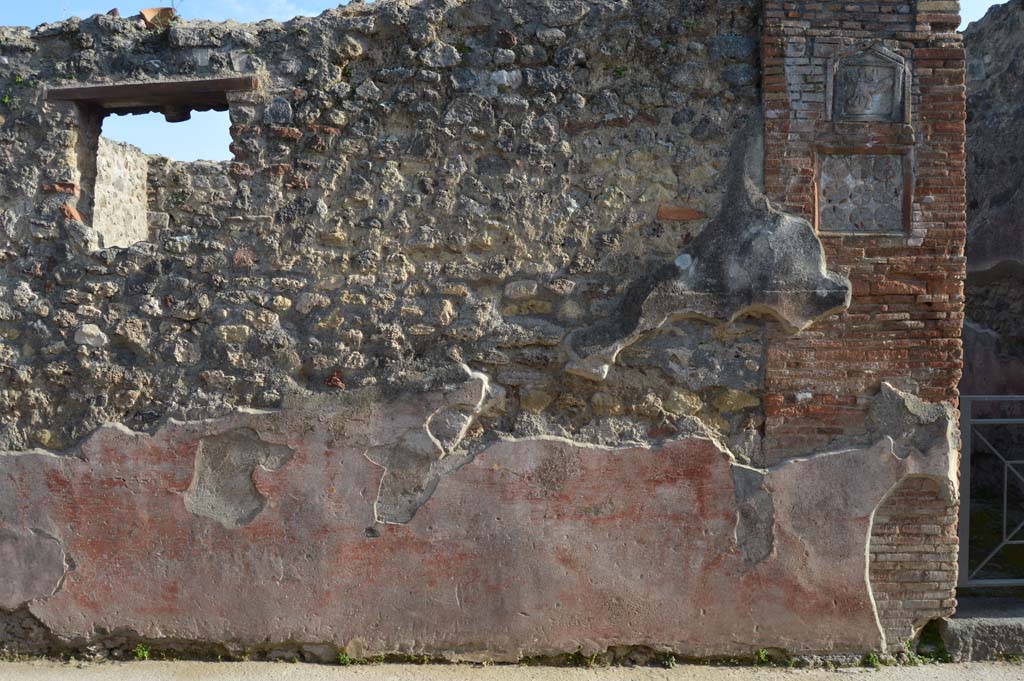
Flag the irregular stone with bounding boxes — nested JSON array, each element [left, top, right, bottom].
[[663, 389, 703, 416], [216, 325, 252, 344], [11, 282, 37, 309], [337, 35, 364, 59], [418, 41, 461, 68], [713, 389, 760, 413], [355, 79, 382, 101], [504, 280, 539, 300], [490, 69, 522, 89], [264, 97, 293, 125], [536, 28, 566, 46], [492, 48, 516, 66], [520, 385, 555, 413], [502, 300, 552, 315], [73, 324, 109, 347]]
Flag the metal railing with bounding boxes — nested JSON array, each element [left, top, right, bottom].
[[958, 395, 1024, 587]]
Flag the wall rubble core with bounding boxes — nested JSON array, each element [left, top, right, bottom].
[[92, 137, 150, 249], [0, 0, 965, 661]]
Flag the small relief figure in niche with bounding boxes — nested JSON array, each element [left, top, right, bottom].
[[829, 44, 909, 124], [838, 65, 894, 119]]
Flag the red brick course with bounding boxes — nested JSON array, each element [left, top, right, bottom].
[[761, 0, 966, 457], [761, 0, 963, 642], [869, 476, 958, 650]]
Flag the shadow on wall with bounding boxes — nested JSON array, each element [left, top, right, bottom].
[[962, 262, 1024, 396]]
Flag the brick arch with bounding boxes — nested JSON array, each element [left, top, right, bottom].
[[868, 475, 958, 651]]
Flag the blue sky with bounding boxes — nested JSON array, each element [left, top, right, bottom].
[[1, 0, 998, 27], [5, 1, 340, 25], [2, 0, 1006, 161]]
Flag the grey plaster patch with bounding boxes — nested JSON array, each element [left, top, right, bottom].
[[838, 382, 958, 459], [366, 431, 443, 526], [0, 528, 67, 610], [365, 369, 494, 524], [731, 465, 774, 564], [184, 428, 295, 528], [565, 117, 851, 381]]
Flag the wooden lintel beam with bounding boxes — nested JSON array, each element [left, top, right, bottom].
[[46, 77, 259, 106]]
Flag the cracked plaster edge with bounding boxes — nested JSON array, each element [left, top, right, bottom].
[[357, 365, 497, 525], [0, 366, 493, 460], [28, 527, 72, 606], [864, 477, 898, 652], [0, 397, 958, 486], [862, 471, 959, 653], [0, 526, 72, 616], [0, 380, 959, 533]]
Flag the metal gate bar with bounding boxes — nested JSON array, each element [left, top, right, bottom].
[[958, 395, 1024, 587]]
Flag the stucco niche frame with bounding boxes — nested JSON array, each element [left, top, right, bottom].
[[825, 42, 912, 125], [814, 146, 915, 237]]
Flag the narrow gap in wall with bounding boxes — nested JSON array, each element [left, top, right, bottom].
[[90, 109, 232, 250]]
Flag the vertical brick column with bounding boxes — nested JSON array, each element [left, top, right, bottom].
[[869, 476, 959, 650], [760, 0, 966, 460]]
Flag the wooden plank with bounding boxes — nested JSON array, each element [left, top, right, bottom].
[[46, 76, 258, 104]]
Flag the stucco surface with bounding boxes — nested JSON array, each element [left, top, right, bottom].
[[0, 381, 955, 659]]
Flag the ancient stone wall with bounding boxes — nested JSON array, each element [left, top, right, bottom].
[[869, 475, 959, 651], [1, 0, 766, 453], [0, 0, 965, 662]]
